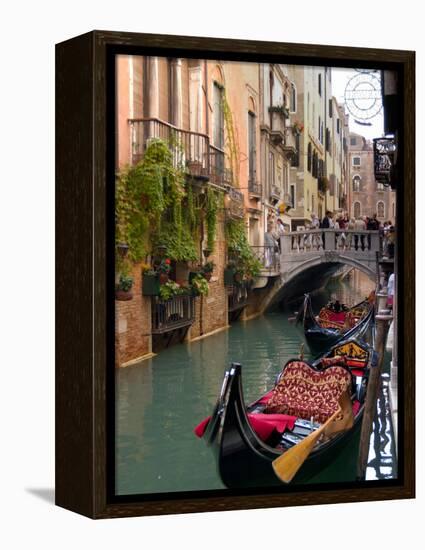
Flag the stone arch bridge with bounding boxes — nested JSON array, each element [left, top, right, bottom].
[[254, 229, 381, 311]]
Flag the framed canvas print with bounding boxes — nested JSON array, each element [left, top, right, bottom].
[[55, 30, 415, 519]]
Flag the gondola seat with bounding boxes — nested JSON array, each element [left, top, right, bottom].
[[264, 361, 352, 424], [318, 308, 355, 330]]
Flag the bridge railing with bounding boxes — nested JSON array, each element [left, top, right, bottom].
[[280, 229, 381, 254]]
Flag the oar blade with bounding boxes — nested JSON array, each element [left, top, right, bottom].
[[272, 429, 322, 483]]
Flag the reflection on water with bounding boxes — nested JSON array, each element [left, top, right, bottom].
[[116, 270, 395, 495]]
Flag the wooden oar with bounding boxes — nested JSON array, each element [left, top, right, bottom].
[[272, 391, 354, 484]]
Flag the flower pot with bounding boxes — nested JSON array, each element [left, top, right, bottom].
[[115, 289, 133, 301], [142, 273, 160, 296], [224, 268, 235, 286], [159, 273, 169, 285]]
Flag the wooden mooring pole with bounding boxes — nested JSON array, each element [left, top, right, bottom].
[[356, 303, 393, 480]]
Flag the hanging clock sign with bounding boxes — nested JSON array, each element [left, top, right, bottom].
[[344, 72, 382, 121]]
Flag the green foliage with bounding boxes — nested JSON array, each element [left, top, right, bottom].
[[226, 219, 262, 279], [154, 225, 198, 262], [191, 273, 209, 296], [205, 188, 219, 253], [269, 105, 290, 118], [116, 138, 198, 266], [202, 261, 215, 274], [115, 168, 149, 266], [117, 274, 134, 292], [222, 94, 240, 187], [159, 280, 191, 301]]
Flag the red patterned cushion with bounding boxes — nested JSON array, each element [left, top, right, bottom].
[[318, 308, 355, 330], [264, 361, 352, 423]]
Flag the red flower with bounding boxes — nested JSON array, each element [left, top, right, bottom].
[[165, 258, 171, 265]]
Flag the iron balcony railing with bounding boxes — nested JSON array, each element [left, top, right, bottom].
[[248, 180, 262, 197], [151, 295, 195, 334], [210, 144, 233, 189], [227, 187, 244, 219], [129, 118, 234, 189], [129, 117, 210, 177]]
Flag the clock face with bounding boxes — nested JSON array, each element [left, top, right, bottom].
[[344, 72, 382, 121]]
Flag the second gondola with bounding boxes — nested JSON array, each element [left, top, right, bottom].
[[296, 293, 374, 354]]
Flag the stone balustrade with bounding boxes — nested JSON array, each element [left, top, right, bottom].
[[280, 229, 381, 254]]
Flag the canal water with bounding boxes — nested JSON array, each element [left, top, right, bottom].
[[116, 270, 396, 496]]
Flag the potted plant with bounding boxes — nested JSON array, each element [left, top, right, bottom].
[[157, 258, 172, 284], [191, 273, 209, 297], [115, 274, 134, 301], [142, 267, 160, 296], [268, 104, 290, 118], [159, 280, 181, 301], [201, 261, 215, 282]]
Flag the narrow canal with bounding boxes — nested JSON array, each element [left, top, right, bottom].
[[116, 270, 396, 496]]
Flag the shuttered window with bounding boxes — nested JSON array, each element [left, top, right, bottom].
[[213, 82, 224, 149]]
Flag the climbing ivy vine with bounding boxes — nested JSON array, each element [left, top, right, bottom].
[[226, 219, 262, 278], [115, 138, 197, 267]]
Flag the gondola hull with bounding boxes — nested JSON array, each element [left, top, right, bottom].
[[203, 362, 364, 489], [298, 294, 374, 355]]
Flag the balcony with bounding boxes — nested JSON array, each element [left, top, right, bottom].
[[129, 118, 210, 178], [282, 130, 298, 161], [248, 179, 262, 198], [210, 144, 233, 190], [129, 118, 235, 190], [151, 294, 195, 334], [269, 184, 281, 204]]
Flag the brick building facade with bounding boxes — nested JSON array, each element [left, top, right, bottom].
[[348, 132, 395, 223]]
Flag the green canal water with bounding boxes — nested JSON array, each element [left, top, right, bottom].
[[116, 272, 396, 496]]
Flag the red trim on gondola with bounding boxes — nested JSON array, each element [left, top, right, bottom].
[[194, 413, 296, 441]]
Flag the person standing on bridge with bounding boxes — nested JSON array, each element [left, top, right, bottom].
[[366, 213, 380, 250], [321, 211, 334, 229], [346, 218, 355, 250], [311, 213, 321, 249], [264, 222, 278, 268], [275, 218, 286, 253]]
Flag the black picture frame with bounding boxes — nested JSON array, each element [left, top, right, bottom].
[[56, 30, 415, 519]]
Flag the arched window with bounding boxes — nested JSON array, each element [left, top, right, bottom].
[[353, 201, 361, 219], [377, 201, 385, 218], [213, 81, 224, 149], [352, 175, 361, 192]]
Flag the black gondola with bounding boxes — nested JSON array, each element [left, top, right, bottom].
[[296, 293, 374, 354], [195, 337, 377, 489]]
